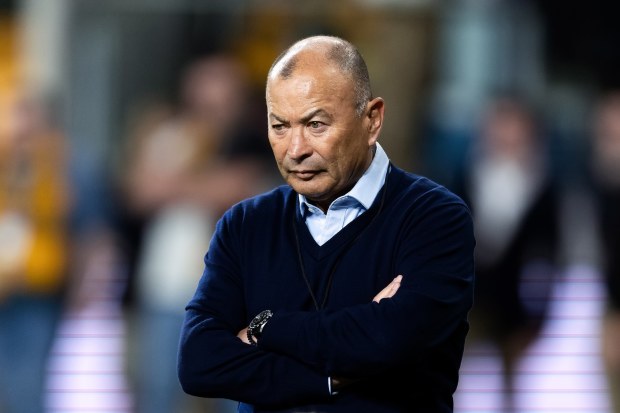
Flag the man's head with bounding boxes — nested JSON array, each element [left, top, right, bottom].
[[266, 36, 385, 212]]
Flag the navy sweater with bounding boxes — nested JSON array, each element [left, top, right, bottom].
[[178, 165, 475, 412]]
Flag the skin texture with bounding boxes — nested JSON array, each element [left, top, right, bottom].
[[265, 39, 385, 213]]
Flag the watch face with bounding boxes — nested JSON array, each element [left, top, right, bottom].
[[253, 310, 273, 326]]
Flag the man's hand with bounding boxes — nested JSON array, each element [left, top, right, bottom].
[[373, 275, 402, 303], [237, 327, 250, 344]]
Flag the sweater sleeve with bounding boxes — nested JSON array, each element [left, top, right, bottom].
[[177, 208, 329, 407], [258, 194, 475, 377]]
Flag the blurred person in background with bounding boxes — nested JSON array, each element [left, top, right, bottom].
[[0, 90, 70, 413], [119, 54, 273, 413], [590, 92, 620, 412], [455, 97, 560, 412]]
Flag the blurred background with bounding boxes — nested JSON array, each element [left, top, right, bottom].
[[0, 0, 619, 412]]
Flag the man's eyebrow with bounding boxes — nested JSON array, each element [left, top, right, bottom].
[[269, 113, 288, 124], [269, 109, 332, 124], [301, 109, 332, 124]]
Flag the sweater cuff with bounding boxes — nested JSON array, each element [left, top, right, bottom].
[[260, 311, 333, 398], [259, 311, 316, 365]]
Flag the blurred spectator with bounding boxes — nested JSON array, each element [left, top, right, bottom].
[[0, 90, 70, 413], [118, 54, 274, 413], [455, 97, 560, 411], [590, 92, 620, 412]]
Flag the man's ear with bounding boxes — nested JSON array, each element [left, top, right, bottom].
[[366, 97, 385, 145]]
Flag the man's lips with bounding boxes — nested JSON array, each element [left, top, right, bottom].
[[290, 170, 319, 180]]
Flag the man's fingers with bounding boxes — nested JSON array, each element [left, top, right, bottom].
[[390, 275, 403, 296], [373, 275, 403, 303], [237, 327, 250, 344], [391, 275, 403, 292]]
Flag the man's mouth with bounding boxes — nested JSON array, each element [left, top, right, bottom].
[[291, 170, 318, 180]]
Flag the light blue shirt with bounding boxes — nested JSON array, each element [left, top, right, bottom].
[[299, 142, 390, 246]]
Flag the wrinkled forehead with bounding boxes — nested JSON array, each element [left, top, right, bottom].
[[265, 71, 355, 118]]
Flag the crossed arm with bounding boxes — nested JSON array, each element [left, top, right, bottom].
[[236, 275, 403, 393], [237, 275, 403, 344]]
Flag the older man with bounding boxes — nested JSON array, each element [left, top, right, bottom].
[[178, 35, 475, 412]]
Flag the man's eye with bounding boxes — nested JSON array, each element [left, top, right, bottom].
[[309, 121, 323, 128], [272, 124, 285, 131]]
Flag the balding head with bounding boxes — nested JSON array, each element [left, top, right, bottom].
[[267, 36, 372, 117]]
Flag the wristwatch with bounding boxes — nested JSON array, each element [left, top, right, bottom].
[[247, 310, 273, 346]]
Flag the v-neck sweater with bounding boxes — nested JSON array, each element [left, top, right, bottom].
[[179, 165, 475, 413]]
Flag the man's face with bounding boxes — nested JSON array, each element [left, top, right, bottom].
[[266, 62, 374, 211]]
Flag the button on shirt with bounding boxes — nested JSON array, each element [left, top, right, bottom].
[[299, 143, 390, 246]]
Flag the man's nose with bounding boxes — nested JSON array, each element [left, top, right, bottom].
[[287, 127, 312, 160]]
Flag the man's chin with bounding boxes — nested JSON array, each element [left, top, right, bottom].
[[288, 181, 325, 199]]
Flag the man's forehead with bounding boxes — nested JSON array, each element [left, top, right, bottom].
[[268, 71, 319, 95], [267, 62, 350, 96], [266, 72, 352, 111]]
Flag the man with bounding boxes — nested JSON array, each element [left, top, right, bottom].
[[178, 35, 475, 412]]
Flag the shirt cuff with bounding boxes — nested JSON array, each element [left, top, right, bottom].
[[328, 377, 338, 396]]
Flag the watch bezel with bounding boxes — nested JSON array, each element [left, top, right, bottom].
[[247, 309, 273, 346]]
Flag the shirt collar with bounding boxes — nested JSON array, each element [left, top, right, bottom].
[[298, 142, 390, 215]]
